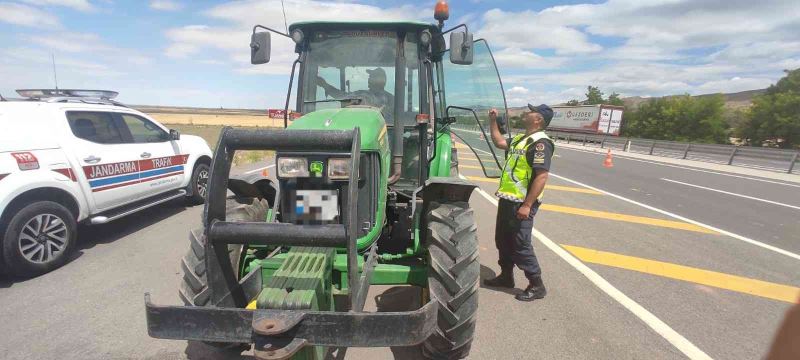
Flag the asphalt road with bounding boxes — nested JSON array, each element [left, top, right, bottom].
[[1, 144, 798, 359]]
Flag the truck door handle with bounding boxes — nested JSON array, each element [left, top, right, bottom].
[[140, 152, 151, 158], [83, 156, 101, 164]]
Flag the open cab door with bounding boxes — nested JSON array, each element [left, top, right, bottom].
[[442, 39, 510, 178]]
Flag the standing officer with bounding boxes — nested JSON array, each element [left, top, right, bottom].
[[483, 104, 555, 301]]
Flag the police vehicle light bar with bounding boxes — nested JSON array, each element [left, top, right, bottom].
[[16, 89, 119, 100]]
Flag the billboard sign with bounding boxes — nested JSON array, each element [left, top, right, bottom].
[[549, 105, 624, 135], [550, 105, 601, 132], [608, 108, 623, 135], [598, 108, 612, 134]]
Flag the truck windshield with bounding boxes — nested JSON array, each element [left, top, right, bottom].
[[301, 30, 420, 124]]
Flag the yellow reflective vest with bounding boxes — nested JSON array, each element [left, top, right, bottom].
[[496, 131, 554, 202]]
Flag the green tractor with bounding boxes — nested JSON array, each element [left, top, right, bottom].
[[145, 2, 510, 359]]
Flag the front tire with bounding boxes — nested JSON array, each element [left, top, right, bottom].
[[187, 162, 210, 205], [422, 201, 479, 359], [1, 201, 77, 277], [178, 199, 268, 349]]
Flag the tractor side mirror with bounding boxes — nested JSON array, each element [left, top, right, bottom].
[[250, 31, 271, 64], [449, 31, 473, 65]]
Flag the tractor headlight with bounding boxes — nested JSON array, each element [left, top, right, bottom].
[[327, 158, 351, 180], [277, 157, 309, 178]]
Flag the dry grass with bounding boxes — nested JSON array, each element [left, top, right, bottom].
[[141, 107, 284, 167], [148, 112, 283, 127], [168, 124, 274, 167]]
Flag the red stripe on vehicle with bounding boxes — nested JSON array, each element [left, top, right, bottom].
[[52, 168, 77, 182], [91, 178, 141, 192], [91, 170, 183, 192], [138, 154, 189, 171]]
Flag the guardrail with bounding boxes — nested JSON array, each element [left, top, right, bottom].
[[548, 131, 800, 174], [448, 124, 799, 174]]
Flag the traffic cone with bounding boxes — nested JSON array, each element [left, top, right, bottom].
[[603, 149, 613, 168]]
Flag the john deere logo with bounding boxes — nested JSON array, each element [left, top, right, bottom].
[[309, 161, 324, 177]]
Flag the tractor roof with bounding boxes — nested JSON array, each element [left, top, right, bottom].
[[289, 21, 438, 33]]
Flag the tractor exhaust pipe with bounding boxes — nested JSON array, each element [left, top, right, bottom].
[[388, 32, 407, 185]]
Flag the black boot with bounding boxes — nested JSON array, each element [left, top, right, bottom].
[[483, 269, 515, 288], [515, 276, 546, 301]]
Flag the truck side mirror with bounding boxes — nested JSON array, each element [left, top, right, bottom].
[[250, 31, 271, 64], [170, 129, 180, 140], [449, 31, 473, 65]]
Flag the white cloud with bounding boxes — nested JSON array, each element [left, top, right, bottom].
[[493, 47, 566, 69], [27, 32, 103, 52], [20, 0, 93, 12], [490, 0, 800, 101], [0, 2, 60, 27], [163, 0, 427, 75], [2, 47, 124, 77], [149, 0, 182, 11], [479, 8, 602, 55], [505, 86, 530, 106], [25, 31, 155, 67]]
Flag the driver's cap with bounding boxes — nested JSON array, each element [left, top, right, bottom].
[[366, 68, 387, 80]]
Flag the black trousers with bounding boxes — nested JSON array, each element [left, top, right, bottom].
[[495, 198, 542, 280]]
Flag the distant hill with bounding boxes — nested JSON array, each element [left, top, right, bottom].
[[620, 89, 766, 110], [506, 89, 766, 114]]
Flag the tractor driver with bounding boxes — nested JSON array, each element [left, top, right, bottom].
[[316, 68, 394, 120]]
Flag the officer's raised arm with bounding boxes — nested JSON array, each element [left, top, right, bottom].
[[488, 108, 508, 150]]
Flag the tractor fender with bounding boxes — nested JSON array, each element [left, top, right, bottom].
[[421, 177, 477, 204]]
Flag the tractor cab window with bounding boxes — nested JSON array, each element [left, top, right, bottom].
[[303, 31, 399, 120], [303, 30, 424, 187], [442, 39, 506, 178]]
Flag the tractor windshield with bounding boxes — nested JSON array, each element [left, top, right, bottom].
[[301, 30, 421, 125], [444, 39, 508, 178]]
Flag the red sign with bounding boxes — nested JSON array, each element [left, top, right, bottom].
[[11, 152, 39, 170], [268, 109, 286, 118]]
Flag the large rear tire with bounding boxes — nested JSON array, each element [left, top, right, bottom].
[[178, 198, 268, 349], [422, 201, 479, 360]]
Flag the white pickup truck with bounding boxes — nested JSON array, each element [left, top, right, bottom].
[[0, 90, 213, 277]]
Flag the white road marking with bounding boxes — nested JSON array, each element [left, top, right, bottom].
[[662, 178, 800, 211], [462, 176, 713, 360], [559, 146, 800, 189], [550, 173, 800, 261], [244, 164, 275, 175], [460, 143, 496, 156]]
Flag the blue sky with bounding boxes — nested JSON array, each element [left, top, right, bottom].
[[1, 0, 799, 109]]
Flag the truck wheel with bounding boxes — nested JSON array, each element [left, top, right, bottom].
[[1, 201, 77, 277], [187, 163, 210, 205], [422, 201, 479, 360], [178, 199, 268, 350]]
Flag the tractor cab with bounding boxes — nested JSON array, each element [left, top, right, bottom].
[[251, 18, 510, 186]]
